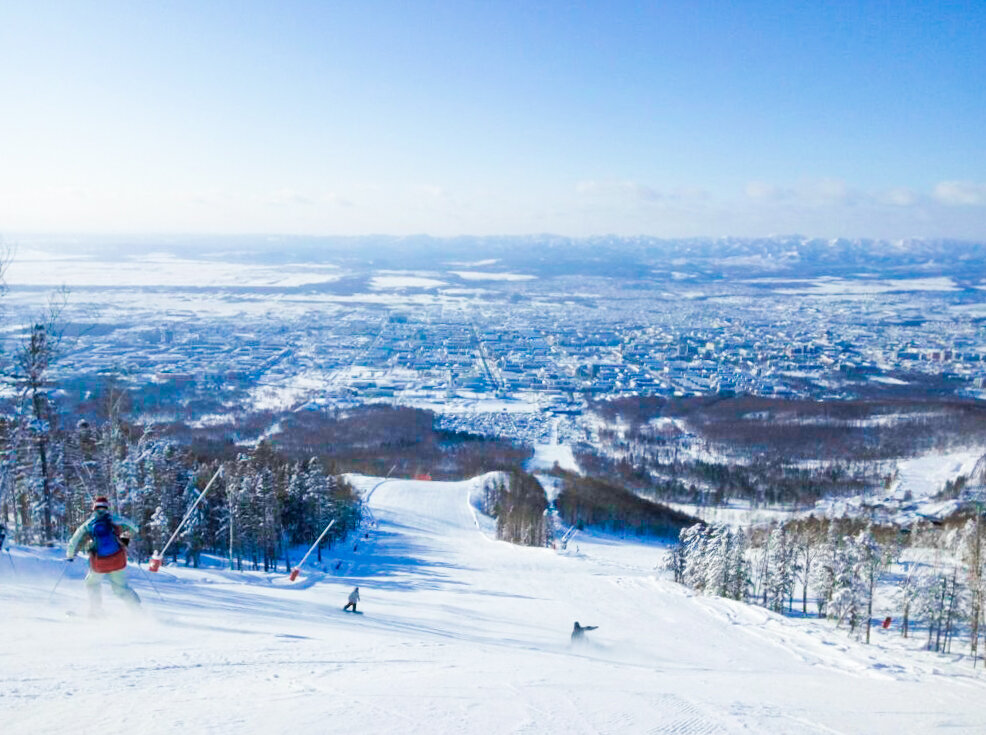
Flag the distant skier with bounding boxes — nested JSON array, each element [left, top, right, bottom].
[[66, 496, 141, 614], [571, 621, 597, 643], [0, 523, 6, 552], [343, 586, 360, 612]]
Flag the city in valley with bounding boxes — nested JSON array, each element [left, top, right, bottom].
[[5, 236, 985, 448]]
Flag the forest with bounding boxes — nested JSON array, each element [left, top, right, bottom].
[[579, 393, 986, 508], [669, 493, 986, 661], [553, 471, 698, 538], [477, 471, 550, 547]]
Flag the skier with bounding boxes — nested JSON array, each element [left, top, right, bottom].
[[66, 496, 141, 614], [571, 621, 597, 643], [0, 523, 6, 552], [343, 586, 360, 612]]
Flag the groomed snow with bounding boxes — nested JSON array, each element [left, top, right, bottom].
[[526, 442, 581, 475], [4, 477, 986, 733]]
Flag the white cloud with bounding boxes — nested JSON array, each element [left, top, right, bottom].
[[933, 180, 986, 206], [576, 179, 661, 202], [743, 178, 852, 206], [744, 181, 781, 201], [416, 184, 448, 199], [801, 178, 851, 206], [876, 187, 918, 207], [267, 188, 315, 206]]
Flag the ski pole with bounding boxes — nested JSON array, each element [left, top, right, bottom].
[[47, 560, 71, 604], [289, 519, 336, 581], [132, 554, 165, 602], [150, 465, 224, 572], [4, 549, 15, 575]]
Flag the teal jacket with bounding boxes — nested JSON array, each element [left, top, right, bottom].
[[66, 511, 139, 559]]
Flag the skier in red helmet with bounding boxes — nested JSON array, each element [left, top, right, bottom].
[[66, 496, 141, 615]]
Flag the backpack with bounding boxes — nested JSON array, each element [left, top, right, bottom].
[[91, 514, 121, 557]]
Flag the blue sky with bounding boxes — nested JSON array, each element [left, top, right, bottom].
[[1, 1, 984, 238]]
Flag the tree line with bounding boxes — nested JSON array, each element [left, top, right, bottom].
[[669, 514, 986, 659], [477, 471, 549, 547], [553, 471, 698, 538], [0, 409, 361, 572]]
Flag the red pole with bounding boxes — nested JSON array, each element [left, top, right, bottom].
[[150, 465, 224, 572], [290, 519, 336, 581]]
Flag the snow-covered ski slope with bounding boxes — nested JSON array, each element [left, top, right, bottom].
[[4, 477, 986, 734]]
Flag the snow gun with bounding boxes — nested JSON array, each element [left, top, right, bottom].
[[289, 519, 337, 581], [149, 465, 224, 572]]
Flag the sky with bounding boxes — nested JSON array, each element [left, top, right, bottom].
[[0, 1, 984, 240]]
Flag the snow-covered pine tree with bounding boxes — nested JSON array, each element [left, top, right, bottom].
[[764, 525, 796, 613], [811, 522, 840, 619], [680, 523, 708, 592], [791, 518, 822, 615], [959, 516, 985, 661], [178, 474, 207, 568], [148, 505, 169, 553], [666, 537, 687, 584], [854, 525, 889, 644], [726, 526, 750, 601], [893, 533, 927, 640], [827, 530, 861, 633], [703, 524, 731, 597]]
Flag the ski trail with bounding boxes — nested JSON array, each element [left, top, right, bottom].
[[6, 476, 986, 733]]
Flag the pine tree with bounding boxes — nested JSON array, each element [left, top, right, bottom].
[[680, 523, 708, 592], [827, 531, 860, 632], [703, 524, 731, 597], [765, 525, 796, 613], [726, 527, 750, 601], [959, 516, 985, 661], [854, 526, 888, 644]]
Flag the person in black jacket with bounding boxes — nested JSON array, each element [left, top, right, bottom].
[[571, 621, 597, 643]]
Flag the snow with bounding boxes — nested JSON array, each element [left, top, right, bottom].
[[665, 500, 796, 527], [5, 476, 986, 733], [370, 275, 446, 290], [776, 276, 959, 296], [526, 420, 582, 475], [449, 271, 536, 281], [812, 447, 984, 523], [6, 254, 340, 288], [869, 376, 909, 386], [892, 448, 984, 502], [527, 444, 582, 475], [526, 442, 581, 474]]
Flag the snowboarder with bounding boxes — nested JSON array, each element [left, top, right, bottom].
[[571, 621, 597, 643], [343, 586, 360, 612], [66, 496, 141, 614]]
